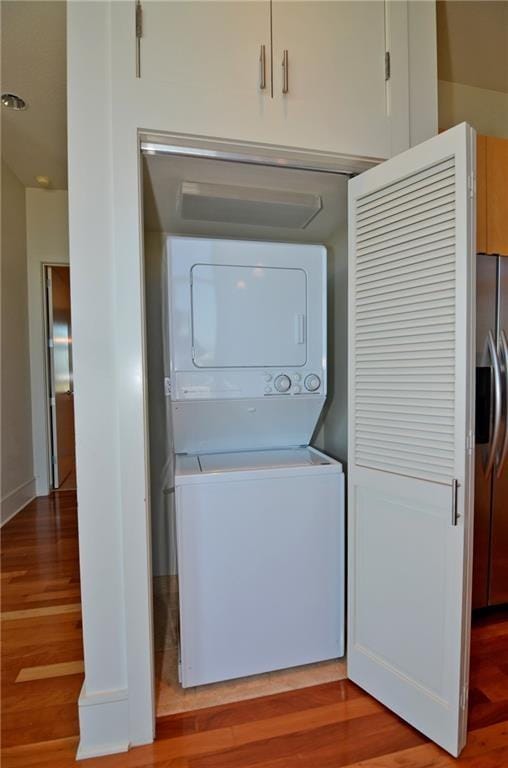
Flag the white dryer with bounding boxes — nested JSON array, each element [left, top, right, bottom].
[[165, 236, 344, 687]]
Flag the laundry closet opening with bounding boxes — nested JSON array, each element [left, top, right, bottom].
[[142, 146, 350, 716]]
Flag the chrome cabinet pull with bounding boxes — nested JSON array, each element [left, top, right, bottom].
[[485, 330, 503, 478], [259, 44, 266, 90], [496, 329, 508, 478], [135, 0, 142, 78], [282, 49, 289, 94], [451, 479, 459, 526]]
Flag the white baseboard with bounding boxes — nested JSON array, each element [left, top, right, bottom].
[[76, 682, 130, 760], [1, 478, 36, 527]]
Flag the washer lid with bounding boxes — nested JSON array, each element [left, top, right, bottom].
[[198, 447, 332, 473]]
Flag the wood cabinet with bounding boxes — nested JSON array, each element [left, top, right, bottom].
[[477, 135, 508, 256]]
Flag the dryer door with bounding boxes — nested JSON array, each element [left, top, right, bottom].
[[191, 263, 307, 368]]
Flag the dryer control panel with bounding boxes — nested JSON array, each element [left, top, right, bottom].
[[171, 369, 324, 400]]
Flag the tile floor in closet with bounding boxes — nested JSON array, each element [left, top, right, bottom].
[[153, 575, 347, 716]]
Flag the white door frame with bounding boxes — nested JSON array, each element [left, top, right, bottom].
[[135, 130, 380, 738], [43, 265, 60, 489], [42, 262, 73, 491]]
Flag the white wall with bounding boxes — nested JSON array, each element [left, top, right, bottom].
[[68, 3, 134, 759], [318, 227, 349, 464], [144, 232, 176, 577], [25, 188, 69, 496], [1, 161, 35, 525], [408, 1, 439, 147], [438, 81, 508, 139]]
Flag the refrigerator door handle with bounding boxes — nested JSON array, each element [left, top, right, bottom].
[[496, 329, 508, 478], [485, 330, 503, 478]]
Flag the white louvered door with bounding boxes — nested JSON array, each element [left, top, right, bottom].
[[347, 124, 475, 757]]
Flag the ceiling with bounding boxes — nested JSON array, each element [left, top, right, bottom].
[[437, 1, 508, 94], [143, 153, 348, 244], [1, 1, 67, 189]]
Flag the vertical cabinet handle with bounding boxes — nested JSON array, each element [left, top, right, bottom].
[[259, 44, 266, 90], [135, 0, 142, 78], [282, 49, 289, 94], [485, 330, 503, 478]]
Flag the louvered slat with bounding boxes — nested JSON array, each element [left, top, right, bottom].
[[353, 157, 456, 482]]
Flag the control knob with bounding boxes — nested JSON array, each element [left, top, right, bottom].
[[274, 374, 291, 393], [304, 374, 321, 392]]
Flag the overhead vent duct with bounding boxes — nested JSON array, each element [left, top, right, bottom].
[[178, 181, 322, 229]]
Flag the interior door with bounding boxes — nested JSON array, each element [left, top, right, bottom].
[[46, 266, 76, 490], [347, 123, 475, 756]]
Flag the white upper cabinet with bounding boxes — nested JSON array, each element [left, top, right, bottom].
[[139, 1, 271, 100], [270, 1, 391, 158], [126, 1, 436, 159]]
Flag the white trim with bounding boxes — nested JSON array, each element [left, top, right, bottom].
[[140, 131, 380, 175], [76, 683, 130, 760], [1, 478, 36, 527], [78, 685, 129, 707]]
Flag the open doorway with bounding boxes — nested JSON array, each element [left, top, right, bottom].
[[44, 264, 76, 491], [142, 147, 350, 717]]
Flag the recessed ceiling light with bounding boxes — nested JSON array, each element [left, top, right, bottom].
[[1, 93, 28, 110], [36, 175, 51, 189]]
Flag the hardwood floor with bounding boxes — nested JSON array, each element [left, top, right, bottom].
[[1, 492, 84, 752], [1, 493, 507, 767]]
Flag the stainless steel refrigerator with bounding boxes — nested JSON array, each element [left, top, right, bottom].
[[474, 253, 508, 609]]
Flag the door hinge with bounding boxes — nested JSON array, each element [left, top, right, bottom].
[[468, 173, 476, 199], [384, 51, 391, 82], [460, 684, 468, 709], [135, 0, 143, 78], [466, 430, 474, 455], [164, 377, 171, 396], [50, 396, 56, 407], [48, 338, 54, 349], [51, 455, 57, 465]]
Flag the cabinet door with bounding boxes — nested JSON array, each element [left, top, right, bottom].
[[486, 136, 508, 256], [271, 1, 391, 158], [140, 1, 270, 99], [348, 124, 475, 756]]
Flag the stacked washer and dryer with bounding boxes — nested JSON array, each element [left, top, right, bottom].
[[166, 236, 344, 688]]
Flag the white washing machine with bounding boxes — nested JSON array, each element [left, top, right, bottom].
[[175, 447, 344, 688], [166, 236, 344, 687]]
